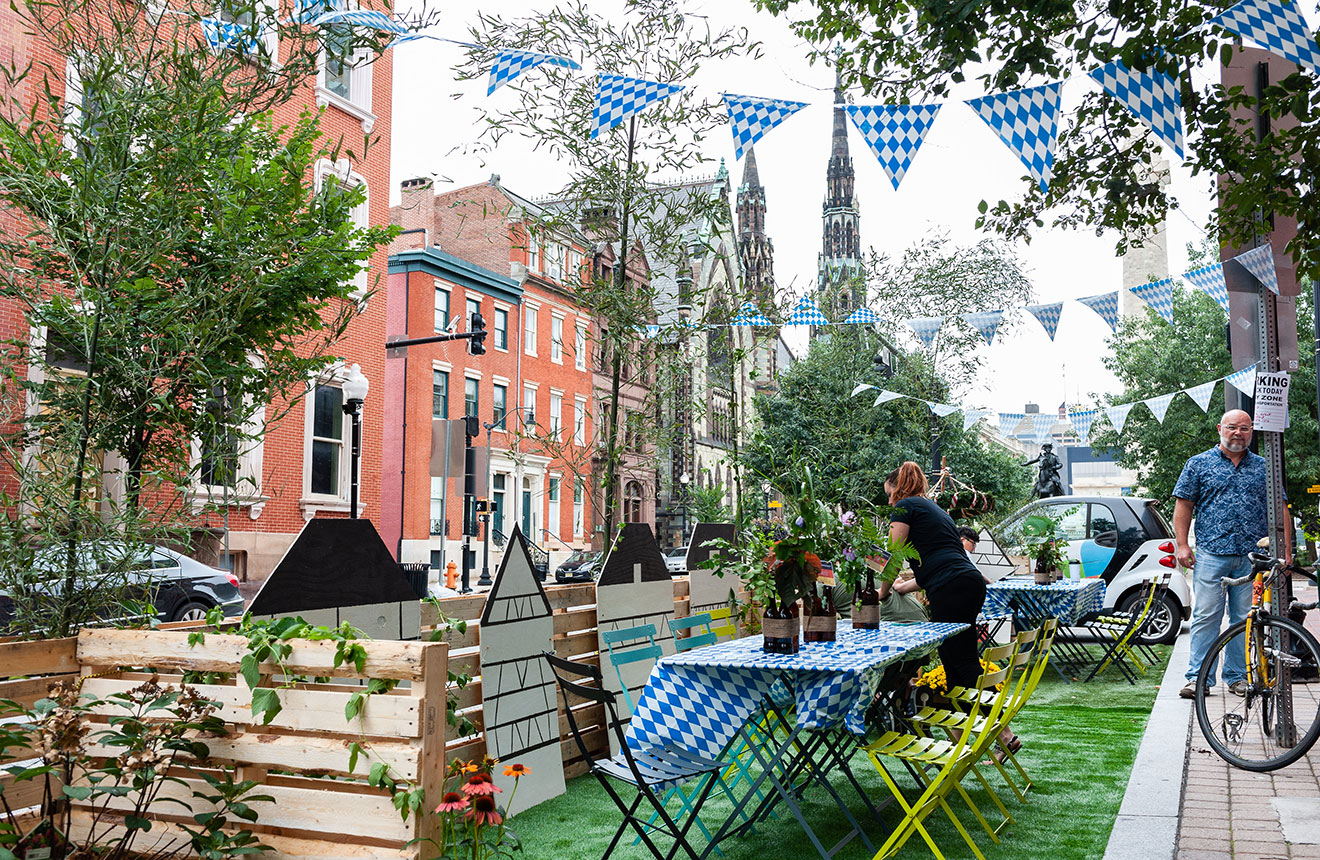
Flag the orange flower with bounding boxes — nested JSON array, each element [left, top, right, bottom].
[[802, 552, 822, 578], [460, 762, 480, 774], [503, 763, 531, 777]]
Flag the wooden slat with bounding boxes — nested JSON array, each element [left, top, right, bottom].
[[552, 607, 596, 636], [415, 639, 448, 851], [564, 758, 591, 780], [75, 629, 436, 682], [421, 594, 486, 625], [1, 637, 78, 678], [561, 701, 606, 737], [78, 678, 420, 738], [0, 673, 80, 709], [672, 578, 690, 598], [72, 777, 413, 843], [444, 736, 485, 764], [0, 774, 58, 811], [451, 679, 482, 712], [547, 583, 596, 610], [553, 629, 599, 660], [562, 728, 604, 763], [448, 650, 479, 680]]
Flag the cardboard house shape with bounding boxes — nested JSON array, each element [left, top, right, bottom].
[[246, 518, 421, 639], [684, 522, 737, 613], [970, 528, 1018, 583], [477, 525, 566, 808]]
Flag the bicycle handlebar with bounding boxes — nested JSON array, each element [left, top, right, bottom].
[[1220, 553, 1319, 592]]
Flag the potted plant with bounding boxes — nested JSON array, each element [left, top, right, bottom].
[[1014, 511, 1071, 584]]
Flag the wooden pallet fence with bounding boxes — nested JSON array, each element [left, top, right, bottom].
[[60, 627, 448, 860], [0, 636, 80, 814]]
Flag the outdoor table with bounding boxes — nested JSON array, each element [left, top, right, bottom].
[[985, 576, 1106, 679], [626, 619, 966, 860]]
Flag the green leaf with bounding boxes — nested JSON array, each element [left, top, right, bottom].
[[240, 653, 260, 690], [250, 688, 282, 725], [62, 784, 95, 800], [348, 741, 361, 774], [125, 815, 153, 831]]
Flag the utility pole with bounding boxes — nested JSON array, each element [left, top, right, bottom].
[[461, 414, 477, 593]]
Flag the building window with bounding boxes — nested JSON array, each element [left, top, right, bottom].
[[466, 296, 480, 326], [547, 477, 561, 540], [430, 477, 444, 535], [523, 386, 536, 429], [567, 249, 582, 285], [321, 23, 359, 103], [492, 473, 506, 536], [526, 230, 540, 272], [314, 160, 368, 297], [573, 478, 584, 537], [432, 370, 448, 419], [546, 244, 564, 282], [199, 385, 238, 489], [574, 397, 586, 445], [523, 306, 537, 356], [493, 383, 507, 429], [575, 324, 587, 371], [551, 316, 563, 363], [464, 377, 478, 418], [434, 286, 450, 332], [550, 392, 562, 440], [624, 480, 643, 524], [494, 308, 508, 350], [309, 383, 344, 497]]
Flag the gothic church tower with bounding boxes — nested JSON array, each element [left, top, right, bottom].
[[736, 147, 775, 306], [814, 69, 864, 333]]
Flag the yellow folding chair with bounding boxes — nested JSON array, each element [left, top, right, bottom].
[[707, 605, 739, 641]]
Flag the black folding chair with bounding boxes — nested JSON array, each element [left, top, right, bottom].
[[542, 650, 726, 860]]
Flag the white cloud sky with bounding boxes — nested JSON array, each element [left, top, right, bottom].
[[390, 0, 1216, 415]]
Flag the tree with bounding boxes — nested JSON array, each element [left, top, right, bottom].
[[1090, 287, 1320, 509], [755, 0, 1320, 278], [451, 0, 755, 536], [0, 0, 402, 635]]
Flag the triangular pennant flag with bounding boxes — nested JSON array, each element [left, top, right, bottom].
[[906, 316, 943, 348], [1184, 262, 1230, 313], [1078, 292, 1120, 331], [851, 383, 876, 397], [842, 307, 881, 325], [1145, 392, 1176, 423], [592, 75, 685, 139], [1232, 245, 1280, 294], [723, 94, 810, 161], [487, 49, 580, 95], [927, 401, 961, 418], [1129, 277, 1177, 324], [200, 17, 264, 52], [1088, 58, 1185, 158], [641, 324, 661, 338], [965, 82, 1064, 192], [1105, 402, 1136, 434], [845, 104, 942, 190], [961, 310, 1005, 346], [873, 390, 904, 407], [998, 412, 1026, 437], [1185, 380, 1217, 412], [963, 409, 990, 431], [1227, 366, 1258, 396], [730, 301, 774, 327], [310, 8, 408, 33], [1026, 302, 1064, 340], [1212, 0, 1320, 74], [785, 295, 830, 326], [1031, 413, 1058, 443], [1068, 409, 1098, 441], [293, 0, 336, 24]]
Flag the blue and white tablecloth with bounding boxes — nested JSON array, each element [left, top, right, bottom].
[[625, 620, 966, 760], [984, 577, 1106, 625]]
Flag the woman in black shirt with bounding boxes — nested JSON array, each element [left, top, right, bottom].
[[879, 461, 987, 689]]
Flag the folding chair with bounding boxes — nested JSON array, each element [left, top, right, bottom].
[[1080, 575, 1164, 683], [602, 623, 664, 715], [669, 613, 717, 652], [543, 651, 726, 860], [707, 606, 739, 640]]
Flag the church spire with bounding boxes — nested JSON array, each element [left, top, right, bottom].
[[814, 60, 863, 333], [736, 146, 773, 305]]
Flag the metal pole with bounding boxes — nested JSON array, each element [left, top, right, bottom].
[[349, 403, 362, 519], [481, 514, 491, 583], [461, 418, 476, 593]]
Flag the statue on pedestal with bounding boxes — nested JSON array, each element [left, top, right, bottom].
[[1022, 443, 1065, 498]]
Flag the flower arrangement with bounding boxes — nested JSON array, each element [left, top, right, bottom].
[[913, 658, 1004, 696], [419, 757, 527, 860], [1007, 507, 1078, 577]]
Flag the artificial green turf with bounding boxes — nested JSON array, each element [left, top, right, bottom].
[[506, 645, 1170, 860]]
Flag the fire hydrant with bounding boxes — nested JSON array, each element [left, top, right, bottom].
[[445, 561, 458, 590]]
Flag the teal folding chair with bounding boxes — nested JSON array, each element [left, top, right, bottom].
[[602, 624, 664, 716], [669, 613, 717, 652]]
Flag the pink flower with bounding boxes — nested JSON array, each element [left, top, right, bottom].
[[841, 511, 856, 526], [467, 793, 503, 826], [434, 791, 468, 813], [460, 774, 502, 796]]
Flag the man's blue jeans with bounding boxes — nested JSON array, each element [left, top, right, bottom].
[[1185, 551, 1253, 686]]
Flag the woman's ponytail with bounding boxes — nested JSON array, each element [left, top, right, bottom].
[[884, 461, 929, 501]]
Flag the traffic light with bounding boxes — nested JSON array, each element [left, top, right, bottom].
[[468, 311, 487, 355]]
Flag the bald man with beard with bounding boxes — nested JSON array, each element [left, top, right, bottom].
[[1173, 409, 1290, 699]]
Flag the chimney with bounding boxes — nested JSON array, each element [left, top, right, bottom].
[[391, 178, 435, 253], [1024, 403, 1039, 414]]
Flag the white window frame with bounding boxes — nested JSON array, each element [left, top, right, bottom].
[[573, 396, 586, 446], [526, 230, 540, 272], [547, 474, 561, 541], [545, 243, 564, 282], [300, 363, 354, 517], [551, 315, 564, 364], [212, 0, 280, 65], [549, 389, 563, 441], [573, 477, 584, 538], [574, 323, 587, 371], [523, 304, 538, 357], [313, 1, 376, 132], [190, 381, 266, 507], [434, 282, 451, 333], [493, 303, 510, 352], [523, 384, 538, 430], [314, 158, 369, 299]]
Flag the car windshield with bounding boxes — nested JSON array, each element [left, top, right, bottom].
[[667, 548, 687, 557], [563, 551, 595, 566]]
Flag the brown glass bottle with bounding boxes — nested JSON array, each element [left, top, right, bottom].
[[821, 586, 836, 642], [785, 599, 800, 654], [855, 570, 881, 630]]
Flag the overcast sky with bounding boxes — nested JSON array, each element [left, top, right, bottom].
[[390, 0, 1218, 416]]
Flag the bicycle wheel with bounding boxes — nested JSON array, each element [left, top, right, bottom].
[[1194, 614, 1320, 771]]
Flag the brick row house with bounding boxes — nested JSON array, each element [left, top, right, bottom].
[[0, 1, 396, 583]]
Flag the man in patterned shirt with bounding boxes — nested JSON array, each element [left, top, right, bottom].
[[1174, 409, 1290, 699]]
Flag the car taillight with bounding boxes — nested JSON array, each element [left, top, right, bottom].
[[1159, 555, 1177, 568], [226, 573, 239, 586], [1158, 541, 1175, 553]]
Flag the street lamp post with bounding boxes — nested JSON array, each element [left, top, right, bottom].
[[761, 480, 771, 520], [678, 471, 690, 545], [341, 363, 369, 519]]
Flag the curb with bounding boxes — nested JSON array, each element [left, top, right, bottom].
[[1101, 630, 1192, 860]]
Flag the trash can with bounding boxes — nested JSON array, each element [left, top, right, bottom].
[[399, 562, 429, 600]]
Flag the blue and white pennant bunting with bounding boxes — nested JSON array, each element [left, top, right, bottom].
[[1026, 302, 1064, 340], [1184, 263, 1229, 313], [845, 104, 942, 190], [592, 75, 685, 139], [1069, 409, 1098, 441], [1088, 58, 1185, 158], [310, 8, 408, 33], [1145, 392, 1176, 423], [1129, 278, 1177, 324], [488, 49, 580, 95], [730, 301, 775, 327], [1078, 291, 1120, 331], [842, 307, 881, 325], [1227, 366, 1258, 396], [962, 310, 1004, 345], [723, 94, 810, 161], [1233, 245, 1279, 294], [999, 412, 1026, 437], [1186, 380, 1216, 412], [965, 82, 1064, 192], [1032, 413, 1058, 443], [1212, 0, 1320, 75], [906, 317, 943, 349], [1105, 402, 1136, 434], [785, 295, 829, 326]]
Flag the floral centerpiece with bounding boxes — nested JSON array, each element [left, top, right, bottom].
[[912, 658, 1004, 708], [1008, 508, 1075, 583], [417, 757, 528, 860]]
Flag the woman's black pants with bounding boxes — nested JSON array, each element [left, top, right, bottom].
[[926, 577, 987, 690]]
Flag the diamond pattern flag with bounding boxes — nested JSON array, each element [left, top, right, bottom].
[[785, 295, 830, 326], [1105, 402, 1136, 434], [1227, 366, 1258, 396], [845, 104, 942, 190], [723, 94, 810, 161], [1068, 409, 1098, 441], [926, 401, 961, 419], [1212, 0, 1320, 74], [1026, 302, 1064, 340], [965, 82, 1064, 192], [1032, 413, 1058, 443], [487, 50, 580, 95], [1186, 380, 1217, 412], [730, 301, 775, 327], [293, 0, 336, 24], [907, 316, 943, 348], [842, 307, 881, 325], [1233, 245, 1280, 294], [1129, 278, 1177, 323], [1088, 58, 1185, 158], [963, 409, 991, 431], [310, 8, 408, 33], [962, 310, 1005, 345], [592, 75, 685, 139], [1145, 392, 1176, 423], [1078, 291, 1121, 331], [1184, 262, 1230, 312], [873, 390, 904, 407], [201, 17, 264, 52], [999, 412, 1026, 437]]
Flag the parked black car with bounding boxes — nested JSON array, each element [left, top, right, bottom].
[[554, 550, 602, 584]]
